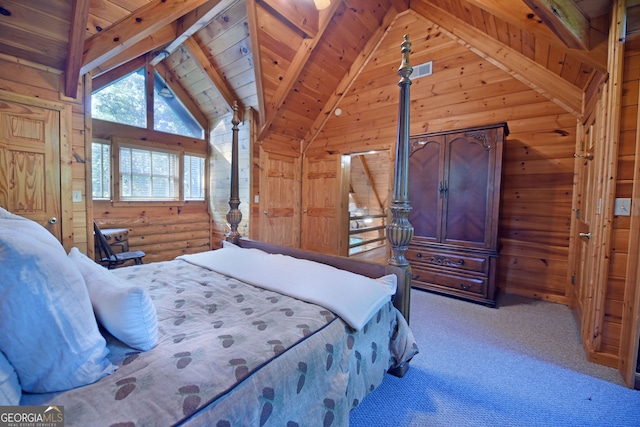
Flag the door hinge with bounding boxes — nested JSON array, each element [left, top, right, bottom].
[[571, 275, 576, 285], [575, 209, 580, 219]]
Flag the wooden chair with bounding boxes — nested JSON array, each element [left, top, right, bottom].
[[93, 221, 145, 269]]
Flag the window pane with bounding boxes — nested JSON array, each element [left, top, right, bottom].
[[184, 154, 205, 200], [119, 145, 179, 201], [92, 68, 146, 128], [91, 142, 111, 199], [153, 71, 204, 139]]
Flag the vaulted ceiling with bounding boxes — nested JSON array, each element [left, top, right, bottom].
[[1, 0, 637, 142]]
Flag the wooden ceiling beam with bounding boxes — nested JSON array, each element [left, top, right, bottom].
[[522, 0, 590, 50], [64, 0, 91, 98], [92, 55, 147, 93], [183, 36, 245, 119], [465, 0, 607, 73], [463, 0, 605, 72], [412, 1, 583, 118], [302, 7, 400, 154], [81, 0, 209, 76], [258, 0, 342, 140], [155, 60, 209, 129], [92, 23, 177, 78], [149, 0, 236, 66], [260, 0, 318, 38], [246, 0, 266, 126]]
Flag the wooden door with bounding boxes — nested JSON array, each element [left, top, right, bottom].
[[571, 118, 598, 335], [443, 131, 494, 248], [259, 149, 300, 247], [408, 135, 444, 243], [301, 154, 340, 254], [0, 100, 61, 239]]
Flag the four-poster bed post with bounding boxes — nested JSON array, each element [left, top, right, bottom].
[[225, 101, 242, 243], [386, 34, 414, 323], [224, 36, 414, 324]]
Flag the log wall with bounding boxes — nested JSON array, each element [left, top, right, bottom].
[[92, 119, 210, 262]]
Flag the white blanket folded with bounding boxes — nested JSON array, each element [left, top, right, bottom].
[[177, 245, 396, 331]]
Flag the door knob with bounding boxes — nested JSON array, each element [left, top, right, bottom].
[[579, 232, 591, 239], [48, 217, 57, 224], [263, 211, 269, 215]]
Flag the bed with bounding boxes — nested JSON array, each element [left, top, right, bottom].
[[0, 35, 417, 426]]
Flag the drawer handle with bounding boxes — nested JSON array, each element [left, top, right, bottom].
[[424, 254, 464, 267], [417, 253, 422, 259], [459, 283, 472, 290], [412, 274, 421, 280]]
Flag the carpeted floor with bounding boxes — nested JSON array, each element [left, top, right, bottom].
[[349, 289, 640, 426]]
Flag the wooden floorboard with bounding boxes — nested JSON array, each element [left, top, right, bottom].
[[349, 246, 387, 264]]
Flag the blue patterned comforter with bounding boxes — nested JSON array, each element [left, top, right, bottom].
[[22, 259, 418, 426]]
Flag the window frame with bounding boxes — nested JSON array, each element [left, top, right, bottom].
[[108, 138, 200, 206], [183, 152, 206, 201], [91, 139, 112, 200]]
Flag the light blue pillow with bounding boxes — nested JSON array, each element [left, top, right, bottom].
[[69, 248, 158, 351], [0, 350, 20, 405], [0, 212, 115, 393]]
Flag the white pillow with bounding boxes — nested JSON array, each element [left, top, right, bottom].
[[68, 248, 158, 351], [0, 351, 20, 405], [0, 217, 115, 393], [0, 206, 65, 253]]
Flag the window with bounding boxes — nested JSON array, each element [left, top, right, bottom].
[[91, 68, 146, 128], [91, 67, 204, 139], [94, 139, 206, 203], [92, 141, 111, 199], [118, 144, 180, 201], [184, 154, 205, 200], [153, 71, 204, 139]]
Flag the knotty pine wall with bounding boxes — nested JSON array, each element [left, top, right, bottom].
[[0, 56, 91, 253], [604, 34, 640, 359], [305, 11, 577, 304]]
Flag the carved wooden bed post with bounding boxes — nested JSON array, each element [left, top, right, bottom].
[[225, 101, 242, 243], [387, 35, 414, 323]]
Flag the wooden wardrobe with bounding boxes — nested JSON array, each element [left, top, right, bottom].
[[407, 123, 508, 307]]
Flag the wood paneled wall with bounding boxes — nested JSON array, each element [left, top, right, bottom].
[[301, 11, 578, 304], [604, 35, 640, 359], [0, 56, 90, 253]]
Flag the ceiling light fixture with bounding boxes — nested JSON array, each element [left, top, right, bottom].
[[313, 0, 330, 10], [158, 50, 173, 99]]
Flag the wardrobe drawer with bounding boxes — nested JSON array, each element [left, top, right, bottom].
[[407, 247, 488, 274], [412, 267, 487, 296]]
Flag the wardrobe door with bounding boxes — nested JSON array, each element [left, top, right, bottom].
[[442, 132, 492, 248], [408, 136, 444, 243]]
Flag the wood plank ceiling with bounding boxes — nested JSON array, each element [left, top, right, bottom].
[[0, 0, 624, 147]]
